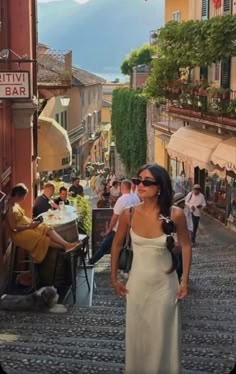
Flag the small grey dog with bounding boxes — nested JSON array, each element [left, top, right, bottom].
[[0, 286, 67, 313]]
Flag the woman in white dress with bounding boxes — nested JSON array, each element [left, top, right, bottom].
[[111, 164, 192, 374]]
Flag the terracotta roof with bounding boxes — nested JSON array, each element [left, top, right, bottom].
[[72, 67, 105, 87]]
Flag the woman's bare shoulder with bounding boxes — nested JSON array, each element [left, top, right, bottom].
[[171, 205, 185, 223]]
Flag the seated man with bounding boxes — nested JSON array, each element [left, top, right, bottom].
[[33, 183, 58, 218], [69, 177, 84, 197], [54, 186, 70, 206]]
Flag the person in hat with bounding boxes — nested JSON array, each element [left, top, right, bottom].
[[185, 184, 206, 245], [173, 192, 193, 280]]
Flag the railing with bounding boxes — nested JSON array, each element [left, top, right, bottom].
[[169, 106, 236, 127], [165, 87, 236, 127]]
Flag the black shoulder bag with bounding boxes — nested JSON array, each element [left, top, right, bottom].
[[118, 206, 133, 273]]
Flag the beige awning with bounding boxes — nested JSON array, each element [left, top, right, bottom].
[[38, 116, 72, 172], [166, 127, 222, 170], [210, 137, 236, 173]]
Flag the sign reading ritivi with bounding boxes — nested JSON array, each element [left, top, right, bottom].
[[0, 71, 30, 99]]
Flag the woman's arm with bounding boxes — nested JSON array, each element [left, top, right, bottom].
[[173, 207, 192, 299], [111, 209, 130, 296], [7, 210, 39, 232], [10, 222, 40, 232]]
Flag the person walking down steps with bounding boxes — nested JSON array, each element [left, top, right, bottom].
[[185, 184, 206, 246]]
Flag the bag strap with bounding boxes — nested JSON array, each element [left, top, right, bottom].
[[125, 206, 133, 247], [186, 192, 193, 203]]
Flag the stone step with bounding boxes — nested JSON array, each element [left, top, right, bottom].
[[2, 335, 124, 351], [182, 350, 235, 374], [3, 353, 124, 374], [0, 311, 125, 328], [1, 342, 125, 364], [2, 344, 234, 374], [0, 324, 125, 341]]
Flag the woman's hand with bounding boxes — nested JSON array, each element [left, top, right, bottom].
[[112, 279, 128, 297], [177, 281, 188, 300], [29, 222, 40, 229]]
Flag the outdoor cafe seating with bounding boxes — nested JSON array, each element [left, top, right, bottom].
[[7, 205, 90, 304]]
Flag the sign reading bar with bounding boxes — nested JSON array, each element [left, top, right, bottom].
[[0, 71, 30, 99], [92, 208, 113, 255]]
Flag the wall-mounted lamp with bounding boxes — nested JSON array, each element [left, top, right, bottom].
[[60, 96, 70, 107], [0, 49, 9, 60]]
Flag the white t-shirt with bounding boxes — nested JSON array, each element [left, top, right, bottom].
[[185, 192, 206, 217], [184, 205, 193, 232], [113, 193, 140, 231]]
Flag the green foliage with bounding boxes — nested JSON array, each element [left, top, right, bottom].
[[120, 44, 157, 76], [146, 15, 236, 98], [68, 196, 92, 235], [111, 88, 147, 175]]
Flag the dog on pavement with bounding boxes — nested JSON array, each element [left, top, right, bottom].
[[0, 286, 67, 313]]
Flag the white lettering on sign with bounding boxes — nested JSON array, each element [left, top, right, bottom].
[[0, 71, 30, 99]]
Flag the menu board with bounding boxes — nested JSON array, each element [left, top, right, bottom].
[[91, 208, 113, 255]]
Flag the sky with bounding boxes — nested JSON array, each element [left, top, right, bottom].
[[37, 0, 164, 77]]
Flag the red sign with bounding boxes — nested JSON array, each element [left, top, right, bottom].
[[0, 71, 30, 99]]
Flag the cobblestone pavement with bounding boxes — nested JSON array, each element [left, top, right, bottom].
[[0, 214, 235, 374]]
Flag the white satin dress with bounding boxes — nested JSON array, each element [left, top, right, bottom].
[[125, 229, 181, 374]]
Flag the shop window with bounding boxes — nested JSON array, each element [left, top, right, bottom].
[[228, 177, 236, 225], [201, 0, 209, 20], [205, 174, 227, 222], [169, 159, 192, 195]]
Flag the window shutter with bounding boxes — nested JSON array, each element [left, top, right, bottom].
[[221, 58, 231, 89], [201, 0, 209, 20], [223, 0, 232, 15]]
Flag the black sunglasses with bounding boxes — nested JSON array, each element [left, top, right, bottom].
[[132, 178, 158, 187]]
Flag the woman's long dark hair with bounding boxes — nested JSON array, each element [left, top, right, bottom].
[[137, 163, 177, 273]]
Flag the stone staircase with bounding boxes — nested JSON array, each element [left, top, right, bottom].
[[0, 260, 125, 374], [0, 224, 236, 374]]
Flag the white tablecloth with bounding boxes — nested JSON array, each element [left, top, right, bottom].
[[40, 205, 78, 226]]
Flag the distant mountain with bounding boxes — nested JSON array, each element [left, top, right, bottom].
[[37, 0, 164, 78]]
